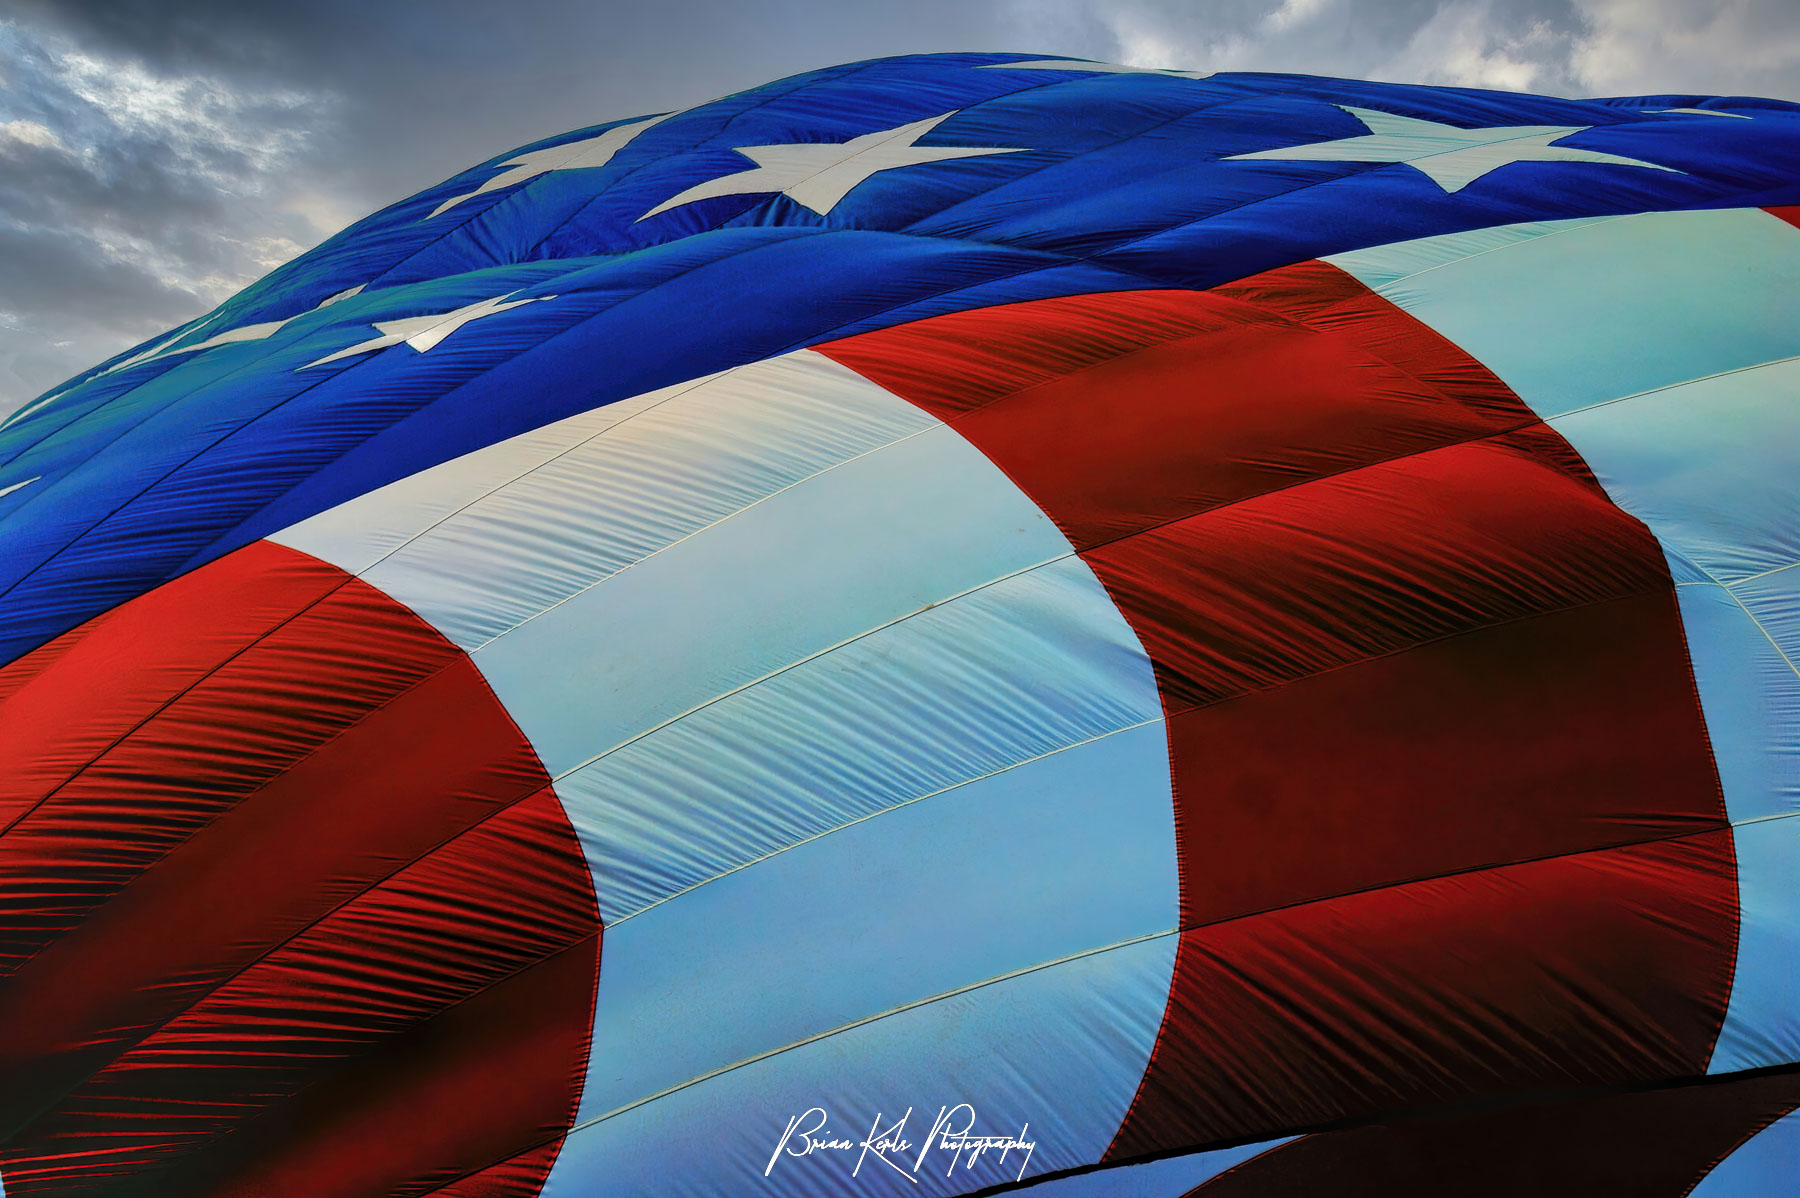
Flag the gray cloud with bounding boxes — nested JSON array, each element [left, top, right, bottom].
[[2, 0, 1797, 416], [1094, 0, 1800, 96], [0, 15, 342, 410]]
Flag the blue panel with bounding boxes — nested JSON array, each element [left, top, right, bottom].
[[574, 721, 1177, 1127], [1710, 814, 1800, 1074], [545, 935, 1179, 1198], [4, 60, 1798, 670], [470, 423, 1071, 778], [1689, 1108, 1800, 1197], [1327, 208, 1800, 420]]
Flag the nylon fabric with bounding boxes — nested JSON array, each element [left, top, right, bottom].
[[3, 53, 1798, 1198]]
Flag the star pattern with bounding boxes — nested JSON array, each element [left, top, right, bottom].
[[301, 291, 554, 369], [1227, 104, 1681, 192], [981, 57, 1211, 80], [638, 110, 1027, 220], [0, 286, 368, 431], [121, 285, 365, 372], [1652, 107, 1752, 118], [429, 115, 670, 218]]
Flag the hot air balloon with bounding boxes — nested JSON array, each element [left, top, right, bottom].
[[0, 51, 1796, 1197]]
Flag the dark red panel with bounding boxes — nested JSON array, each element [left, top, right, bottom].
[[0, 565, 461, 974], [18, 786, 599, 1191], [1187, 1067, 1800, 1198], [1766, 205, 1800, 232], [821, 288, 1256, 418], [1112, 831, 1738, 1160], [1082, 426, 1674, 713], [1165, 590, 1726, 929], [0, 541, 600, 1197], [0, 539, 344, 849], [1210, 260, 1537, 400], [819, 265, 1532, 550], [429, 1141, 569, 1198], [134, 942, 597, 1198]]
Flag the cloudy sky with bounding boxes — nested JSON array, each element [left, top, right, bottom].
[[2, 0, 1797, 416]]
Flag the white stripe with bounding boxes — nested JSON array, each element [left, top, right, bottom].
[[0, 476, 39, 502], [275, 344, 1181, 1188], [274, 351, 936, 648]]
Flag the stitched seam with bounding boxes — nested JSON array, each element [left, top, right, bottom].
[[1346, 212, 1635, 286], [604, 717, 1165, 930]]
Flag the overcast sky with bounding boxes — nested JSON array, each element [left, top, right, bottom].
[[2, 0, 1797, 415]]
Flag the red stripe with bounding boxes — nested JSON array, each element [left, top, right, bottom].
[[1081, 426, 1666, 715], [0, 541, 598, 1197], [1766, 205, 1800, 232], [0, 539, 343, 862], [0, 552, 457, 978], [429, 1141, 568, 1198], [819, 265, 1527, 551], [1116, 831, 1736, 1157], [137, 942, 597, 1198], [1163, 590, 1727, 928], [819, 264, 1732, 1162]]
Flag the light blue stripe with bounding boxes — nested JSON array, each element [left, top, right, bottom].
[[1324, 215, 1617, 289], [1710, 814, 1800, 1075], [1547, 360, 1800, 584], [472, 422, 1071, 777], [1689, 1108, 1800, 1197], [559, 554, 1165, 922], [1736, 565, 1800, 665], [574, 720, 1176, 1128], [1328, 207, 1800, 420], [545, 934, 1179, 1198], [1016, 1138, 1296, 1197], [361, 353, 939, 647], [1673, 582, 1800, 828]]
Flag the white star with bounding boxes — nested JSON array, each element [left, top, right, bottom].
[[0, 285, 368, 431], [98, 327, 198, 377], [1651, 107, 1752, 119], [301, 291, 554, 369], [981, 57, 1211, 80], [1226, 104, 1681, 192], [0, 387, 70, 432], [117, 285, 364, 371], [638, 110, 1028, 220], [429, 115, 669, 218]]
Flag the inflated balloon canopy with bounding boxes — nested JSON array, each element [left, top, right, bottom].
[[0, 51, 1797, 1198]]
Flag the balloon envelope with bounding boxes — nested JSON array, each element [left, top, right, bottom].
[[0, 52, 1798, 1197]]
